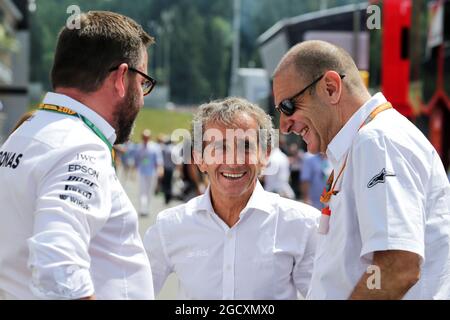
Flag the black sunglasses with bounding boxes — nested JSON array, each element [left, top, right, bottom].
[[275, 73, 345, 116], [109, 65, 157, 96]]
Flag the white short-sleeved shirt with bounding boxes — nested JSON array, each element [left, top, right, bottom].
[[307, 92, 450, 300], [0, 92, 154, 299], [144, 181, 320, 299]]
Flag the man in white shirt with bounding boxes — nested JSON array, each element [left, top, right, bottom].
[[263, 147, 295, 199], [144, 97, 320, 299], [0, 11, 156, 299], [273, 40, 450, 299]]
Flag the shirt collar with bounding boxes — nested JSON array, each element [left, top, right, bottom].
[[326, 92, 387, 167], [42, 92, 117, 145], [190, 180, 275, 216]]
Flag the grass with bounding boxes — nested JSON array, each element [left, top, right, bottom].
[[130, 107, 193, 143]]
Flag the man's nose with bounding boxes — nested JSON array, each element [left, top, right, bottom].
[[279, 113, 292, 134]]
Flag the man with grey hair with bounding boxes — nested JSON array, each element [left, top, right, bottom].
[[144, 97, 320, 299], [273, 40, 450, 299]]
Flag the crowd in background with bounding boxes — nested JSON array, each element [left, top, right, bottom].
[[114, 129, 333, 213]]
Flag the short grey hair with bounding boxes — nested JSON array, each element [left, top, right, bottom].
[[191, 97, 274, 153]]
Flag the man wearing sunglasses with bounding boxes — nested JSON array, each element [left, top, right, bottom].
[[273, 40, 450, 300], [0, 11, 156, 299]]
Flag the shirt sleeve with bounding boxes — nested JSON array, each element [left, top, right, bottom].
[[27, 143, 112, 299], [351, 135, 425, 262], [292, 211, 320, 297], [143, 217, 173, 296]]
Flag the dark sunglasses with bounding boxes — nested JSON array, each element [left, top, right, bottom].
[[109, 65, 157, 96], [275, 73, 345, 116]]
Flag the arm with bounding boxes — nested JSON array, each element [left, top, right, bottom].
[[293, 211, 320, 297], [28, 144, 110, 299], [351, 135, 426, 300], [349, 250, 420, 299], [143, 220, 173, 296]]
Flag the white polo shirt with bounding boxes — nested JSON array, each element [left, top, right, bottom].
[[0, 92, 154, 299], [307, 92, 450, 299], [144, 181, 320, 299]]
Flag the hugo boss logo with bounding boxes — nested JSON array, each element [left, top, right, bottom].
[[0, 151, 23, 169]]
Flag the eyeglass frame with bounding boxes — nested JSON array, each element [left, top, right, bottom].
[[275, 73, 345, 116], [109, 65, 157, 96]]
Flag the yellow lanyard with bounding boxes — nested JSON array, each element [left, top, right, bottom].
[[320, 102, 393, 215], [38, 104, 116, 167]]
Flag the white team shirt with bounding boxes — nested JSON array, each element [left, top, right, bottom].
[[0, 92, 154, 299], [144, 181, 320, 299], [307, 92, 450, 299]]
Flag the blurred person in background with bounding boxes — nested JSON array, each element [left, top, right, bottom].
[[288, 142, 304, 199], [160, 135, 177, 204], [263, 146, 295, 199], [135, 129, 163, 217], [300, 152, 331, 210]]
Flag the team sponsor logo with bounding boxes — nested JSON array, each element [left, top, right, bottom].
[[68, 164, 99, 179], [76, 153, 96, 164], [367, 168, 396, 188], [0, 151, 23, 169], [67, 176, 97, 188], [64, 185, 92, 199], [59, 194, 90, 211]]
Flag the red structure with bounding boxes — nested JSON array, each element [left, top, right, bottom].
[[382, 0, 450, 169], [422, 0, 450, 168], [381, 0, 413, 118]]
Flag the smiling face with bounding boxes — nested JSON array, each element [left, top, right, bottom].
[[273, 68, 333, 154], [197, 113, 267, 203]]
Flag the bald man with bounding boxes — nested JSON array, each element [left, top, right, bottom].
[[273, 40, 450, 300]]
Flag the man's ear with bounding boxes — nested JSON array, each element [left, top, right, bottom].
[[323, 71, 342, 104], [192, 149, 206, 173], [113, 63, 128, 98]]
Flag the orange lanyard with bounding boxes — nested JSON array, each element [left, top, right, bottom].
[[320, 102, 392, 215]]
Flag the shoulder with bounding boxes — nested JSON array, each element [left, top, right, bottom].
[[155, 195, 203, 225], [279, 196, 320, 219], [261, 192, 320, 241], [264, 190, 320, 227], [16, 110, 109, 154], [355, 109, 432, 152], [9, 111, 112, 174]]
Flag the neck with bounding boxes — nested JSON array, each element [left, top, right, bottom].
[[333, 90, 372, 138], [209, 183, 255, 228], [55, 87, 116, 129]]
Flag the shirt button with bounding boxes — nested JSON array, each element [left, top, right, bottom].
[[227, 233, 233, 239], [226, 265, 231, 271]]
